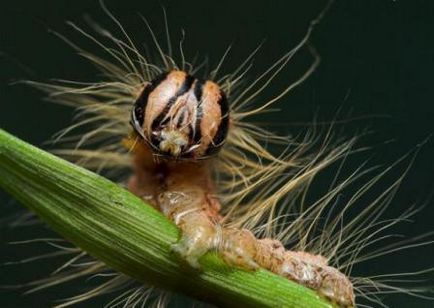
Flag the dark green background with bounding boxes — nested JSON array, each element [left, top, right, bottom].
[[1, 0, 433, 307]]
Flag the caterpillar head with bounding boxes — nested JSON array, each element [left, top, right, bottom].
[[131, 70, 229, 160]]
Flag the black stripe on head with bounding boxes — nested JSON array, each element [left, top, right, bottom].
[[131, 72, 168, 132], [194, 79, 204, 102], [206, 90, 230, 156], [192, 79, 205, 143], [151, 73, 195, 130]]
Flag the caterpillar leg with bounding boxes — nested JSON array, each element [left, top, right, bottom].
[[158, 189, 220, 268], [219, 228, 259, 270], [157, 189, 258, 270]]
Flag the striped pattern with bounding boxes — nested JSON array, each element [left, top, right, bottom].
[[131, 70, 230, 158]]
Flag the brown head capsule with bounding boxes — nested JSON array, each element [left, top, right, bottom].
[[131, 70, 229, 159]]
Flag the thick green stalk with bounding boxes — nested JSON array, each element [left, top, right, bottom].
[[0, 129, 333, 308]]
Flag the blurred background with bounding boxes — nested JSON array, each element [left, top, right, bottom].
[[0, 0, 433, 307]]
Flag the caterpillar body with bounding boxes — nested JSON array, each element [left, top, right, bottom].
[[126, 69, 354, 306], [6, 2, 433, 308]]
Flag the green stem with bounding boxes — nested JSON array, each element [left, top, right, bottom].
[[0, 129, 333, 308]]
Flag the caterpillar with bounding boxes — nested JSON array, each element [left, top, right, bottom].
[[125, 68, 354, 306], [3, 1, 433, 307]]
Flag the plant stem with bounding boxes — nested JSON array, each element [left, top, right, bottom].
[[0, 129, 333, 308]]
